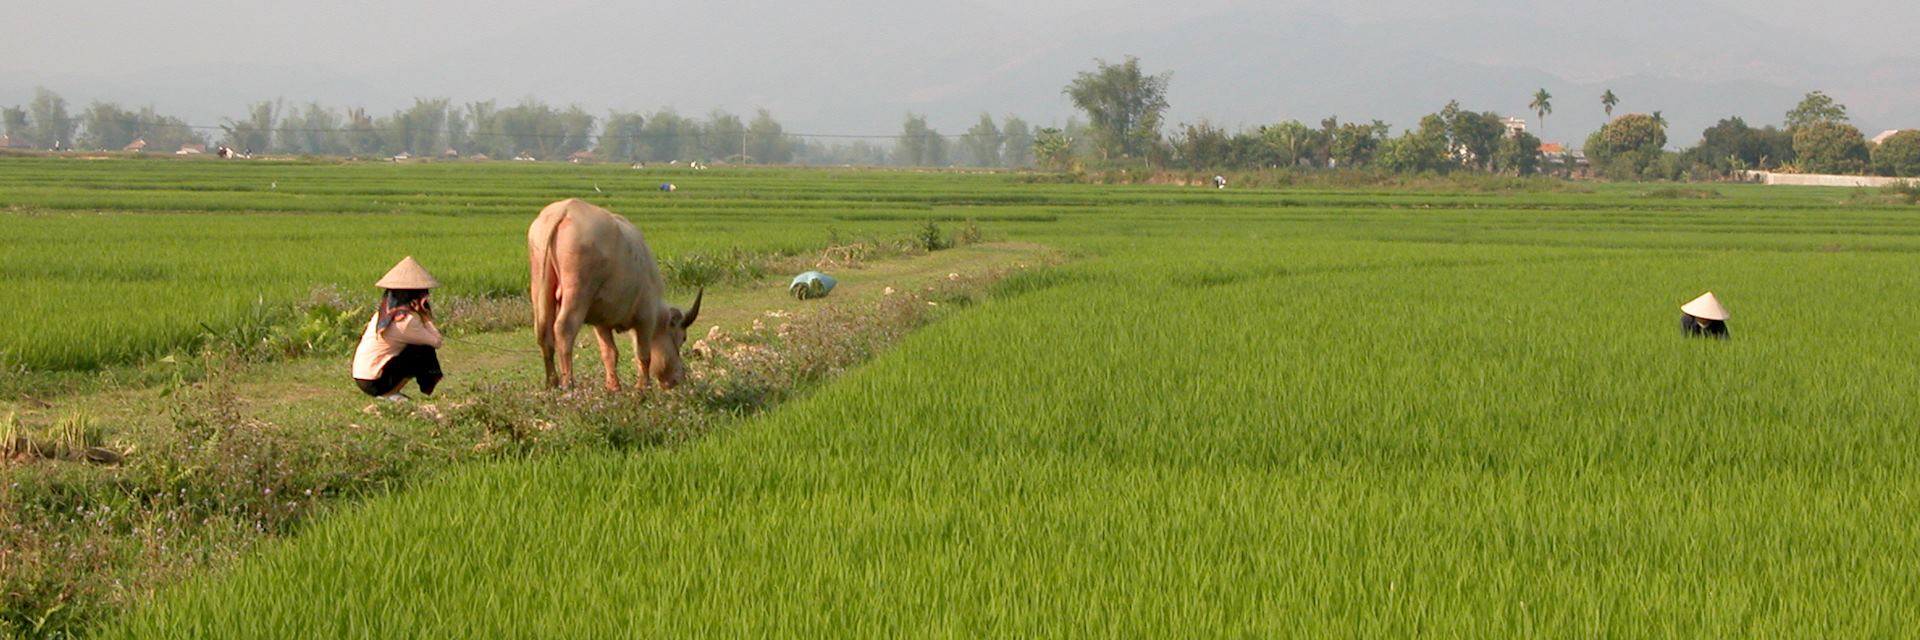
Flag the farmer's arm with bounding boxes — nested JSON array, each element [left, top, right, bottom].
[[387, 312, 444, 348]]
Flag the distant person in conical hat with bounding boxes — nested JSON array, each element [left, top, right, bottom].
[[351, 257, 445, 400], [1680, 291, 1729, 339]]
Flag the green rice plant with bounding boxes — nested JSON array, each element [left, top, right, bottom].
[[0, 412, 104, 461], [956, 218, 985, 245], [45, 413, 106, 460], [0, 412, 25, 458]]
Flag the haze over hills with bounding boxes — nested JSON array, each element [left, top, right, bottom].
[[2, 0, 1914, 148]]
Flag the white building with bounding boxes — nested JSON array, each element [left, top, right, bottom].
[[1502, 117, 1529, 138]]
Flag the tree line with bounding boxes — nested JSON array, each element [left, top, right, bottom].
[[5, 66, 1917, 178], [1050, 58, 1920, 179], [0, 87, 1036, 168]]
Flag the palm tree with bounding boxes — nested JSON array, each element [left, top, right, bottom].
[[1530, 88, 1553, 139], [1601, 89, 1619, 118]]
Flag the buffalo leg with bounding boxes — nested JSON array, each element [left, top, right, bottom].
[[552, 294, 591, 389], [594, 325, 622, 391], [535, 314, 558, 388], [631, 331, 650, 390]]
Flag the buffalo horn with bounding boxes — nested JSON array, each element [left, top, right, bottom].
[[682, 288, 703, 328]]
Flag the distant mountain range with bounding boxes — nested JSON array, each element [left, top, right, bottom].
[[2, 0, 1913, 148]]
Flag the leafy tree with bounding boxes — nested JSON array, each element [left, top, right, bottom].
[[2, 106, 28, 145], [1061, 117, 1097, 159], [798, 139, 890, 165], [1688, 117, 1793, 173], [1000, 115, 1033, 168], [601, 111, 647, 161], [493, 100, 576, 159], [1378, 125, 1450, 174], [896, 113, 947, 166], [962, 113, 1002, 167], [1260, 120, 1314, 168], [1311, 117, 1340, 168], [271, 106, 302, 154], [1438, 101, 1505, 170], [1063, 56, 1171, 162], [1495, 131, 1543, 176], [133, 107, 204, 153], [1587, 113, 1667, 157], [702, 109, 743, 162], [77, 101, 139, 150], [1585, 113, 1668, 179], [746, 108, 792, 164], [557, 106, 596, 157], [390, 98, 452, 157], [1331, 120, 1390, 168], [1792, 121, 1870, 174], [1031, 127, 1074, 171], [443, 106, 469, 156], [1529, 88, 1552, 139], [28, 87, 75, 149], [219, 100, 278, 154], [1601, 89, 1618, 118], [1785, 91, 1848, 130], [1226, 130, 1277, 168], [636, 109, 696, 162], [275, 102, 341, 154], [465, 101, 502, 157], [1872, 130, 1920, 177], [1174, 121, 1232, 170], [344, 107, 383, 156]]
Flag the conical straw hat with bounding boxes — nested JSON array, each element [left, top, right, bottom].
[[375, 256, 440, 289], [1680, 291, 1728, 321]]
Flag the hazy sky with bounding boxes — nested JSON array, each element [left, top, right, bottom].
[[5, 0, 1917, 138], [9, 0, 1914, 73]]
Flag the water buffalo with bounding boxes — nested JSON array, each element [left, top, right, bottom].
[[527, 198, 702, 390]]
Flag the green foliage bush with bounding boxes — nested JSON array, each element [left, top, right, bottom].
[[1587, 114, 1670, 179], [1792, 121, 1871, 174], [916, 220, 951, 252], [1871, 130, 1920, 177]]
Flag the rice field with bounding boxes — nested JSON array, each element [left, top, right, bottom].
[[0, 159, 1021, 370], [4, 157, 1918, 635]]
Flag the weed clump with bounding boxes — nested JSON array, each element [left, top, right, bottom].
[[1642, 187, 1722, 199], [1883, 181, 1920, 205], [916, 220, 951, 252]]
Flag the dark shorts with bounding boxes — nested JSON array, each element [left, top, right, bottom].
[[354, 344, 443, 396]]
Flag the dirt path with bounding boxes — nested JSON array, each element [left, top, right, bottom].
[[5, 242, 1054, 439]]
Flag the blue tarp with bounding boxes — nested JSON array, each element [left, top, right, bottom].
[[789, 271, 837, 299]]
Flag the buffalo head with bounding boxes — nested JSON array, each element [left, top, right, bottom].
[[648, 288, 703, 389]]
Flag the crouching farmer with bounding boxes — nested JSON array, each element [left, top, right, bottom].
[[1680, 291, 1729, 340], [352, 257, 445, 400]]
